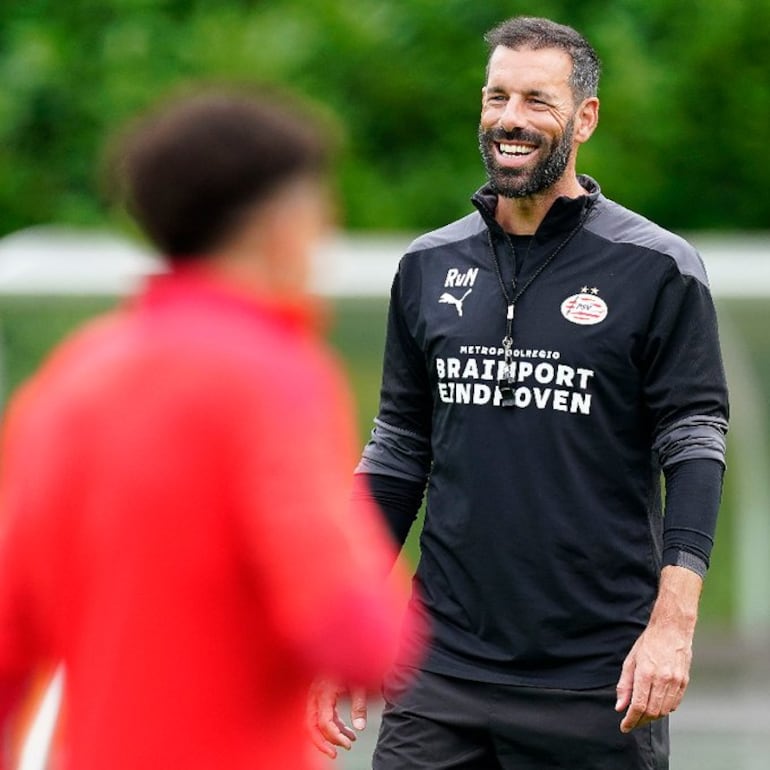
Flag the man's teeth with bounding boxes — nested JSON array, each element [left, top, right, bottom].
[[499, 143, 535, 156]]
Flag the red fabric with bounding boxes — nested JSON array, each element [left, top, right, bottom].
[[0, 269, 414, 769]]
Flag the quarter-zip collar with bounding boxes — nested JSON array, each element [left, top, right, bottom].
[[471, 175, 601, 285], [471, 174, 601, 240]]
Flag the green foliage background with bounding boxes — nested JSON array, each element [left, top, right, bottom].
[[1, 0, 769, 237]]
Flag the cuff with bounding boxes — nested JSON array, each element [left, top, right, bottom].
[[662, 547, 708, 579]]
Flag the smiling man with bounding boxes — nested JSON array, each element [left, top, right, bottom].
[[309, 16, 729, 770], [479, 45, 585, 205]]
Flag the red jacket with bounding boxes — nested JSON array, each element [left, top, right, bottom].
[[0, 269, 413, 769]]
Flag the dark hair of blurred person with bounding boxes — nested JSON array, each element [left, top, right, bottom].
[[118, 90, 330, 258]]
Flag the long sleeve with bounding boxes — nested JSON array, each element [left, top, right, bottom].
[[645, 261, 729, 468], [356, 268, 433, 485], [643, 258, 729, 578], [662, 457, 724, 577], [352, 472, 425, 551]]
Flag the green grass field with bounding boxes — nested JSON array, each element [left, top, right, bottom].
[[2, 293, 763, 628]]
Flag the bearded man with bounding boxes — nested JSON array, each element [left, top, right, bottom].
[[311, 16, 728, 770]]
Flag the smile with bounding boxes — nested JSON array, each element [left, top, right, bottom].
[[498, 142, 536, 157]]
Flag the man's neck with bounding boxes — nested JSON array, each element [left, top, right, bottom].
[[494, 176, 587, 235]]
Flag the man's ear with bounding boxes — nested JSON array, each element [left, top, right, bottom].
[[573, 97, 599, 145]]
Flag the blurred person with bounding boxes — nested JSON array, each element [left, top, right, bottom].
[[310, 16, 729, 770], [0, 89, 417, 770]]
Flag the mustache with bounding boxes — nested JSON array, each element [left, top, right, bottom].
[[481, 126, 543, 146]]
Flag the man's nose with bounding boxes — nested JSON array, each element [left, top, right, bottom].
[[498, 98, 525, 133]]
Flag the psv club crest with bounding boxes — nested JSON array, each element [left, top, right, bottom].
[[561, 286, 608, 326]]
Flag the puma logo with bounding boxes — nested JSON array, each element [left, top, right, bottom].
[[439, 289, 472, 317]]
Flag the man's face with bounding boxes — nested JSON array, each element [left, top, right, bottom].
[[479, 46, 578, 198]]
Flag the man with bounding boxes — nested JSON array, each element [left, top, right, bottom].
[[311, 16, 729, 770], [0, 90, 417, 769]]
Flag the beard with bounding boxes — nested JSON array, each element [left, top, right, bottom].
[[478, 119, 575, 199]]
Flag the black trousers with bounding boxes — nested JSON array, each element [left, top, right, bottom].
[[373, 666, 669, 770]]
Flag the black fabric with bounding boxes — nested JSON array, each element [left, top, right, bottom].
[[662, 457, 724, 568], [354, 472, 424, 547], [357, 176, 729, 688], [373, 666, 669, 770], [506, 234, 534, 281]]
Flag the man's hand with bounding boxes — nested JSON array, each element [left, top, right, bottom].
[[615, 565, 703, 733], [307, 679, 369, 759]]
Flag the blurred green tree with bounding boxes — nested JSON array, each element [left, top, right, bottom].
[[0, 0, 768, 236]]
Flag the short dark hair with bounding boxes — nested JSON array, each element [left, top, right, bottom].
[[112, 88, 331, 258], [484, 17, 601, 101]]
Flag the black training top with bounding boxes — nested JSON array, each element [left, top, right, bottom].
[[356, 176, 729, 688]]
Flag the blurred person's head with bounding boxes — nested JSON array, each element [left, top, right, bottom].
[[113, 88, 334, 299]]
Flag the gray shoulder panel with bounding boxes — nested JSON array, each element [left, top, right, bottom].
[[405, 212, 486, 256], [586, 197, 710, 287]]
